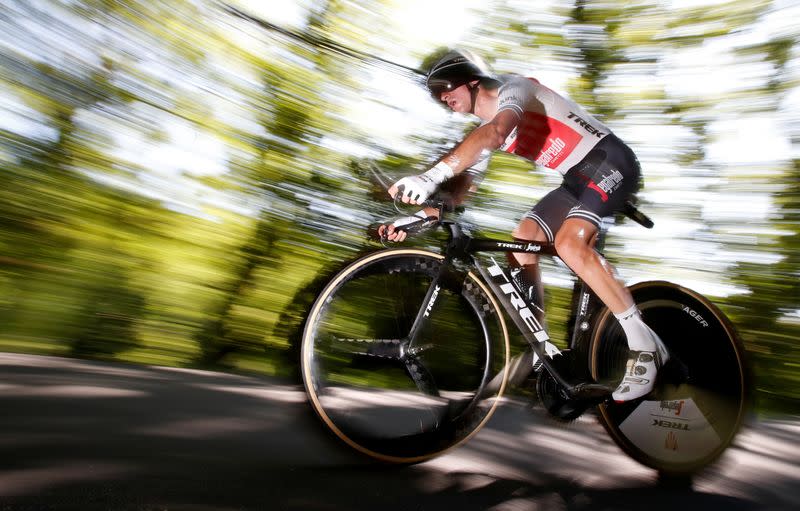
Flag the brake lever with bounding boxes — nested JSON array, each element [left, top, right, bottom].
[[379, 229, 390, 247], [368, 161, 396, 191], [392, 188, 406, 213]]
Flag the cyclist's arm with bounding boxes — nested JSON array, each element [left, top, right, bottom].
[[388, 103, 519, 205], [437, 171, 477, 210], [439, 109, 519, 174]]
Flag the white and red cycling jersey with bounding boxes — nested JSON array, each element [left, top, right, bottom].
[[494, 75, 611, 176]]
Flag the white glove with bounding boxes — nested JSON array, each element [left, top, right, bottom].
[[393, 162, 454, 204]]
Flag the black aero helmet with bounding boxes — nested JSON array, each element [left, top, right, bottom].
[[422, 48, 498, 102]]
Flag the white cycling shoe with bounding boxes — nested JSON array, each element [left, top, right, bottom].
[[612, 337, 670, 402]]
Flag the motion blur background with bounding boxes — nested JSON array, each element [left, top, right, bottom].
[[1, 0, 797, 414]]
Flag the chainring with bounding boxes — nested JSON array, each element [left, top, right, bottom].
[[535, 352, 588, 422]]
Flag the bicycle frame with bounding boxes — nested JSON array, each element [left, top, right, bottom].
[[302, 187, 747, 471], [405, 219, 616, 400]]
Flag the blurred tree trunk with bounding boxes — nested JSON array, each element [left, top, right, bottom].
[[193, 0, 380, 365], [194, 210, 278, 364]]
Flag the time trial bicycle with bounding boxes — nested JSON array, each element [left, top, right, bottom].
[[299, 195, 749, 475]]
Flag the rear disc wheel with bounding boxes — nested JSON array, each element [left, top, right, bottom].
[[590, 281, 749, 475]]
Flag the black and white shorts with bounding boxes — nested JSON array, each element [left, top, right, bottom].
[[523, 134, 641, 242]]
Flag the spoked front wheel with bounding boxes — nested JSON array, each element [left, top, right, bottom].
[[590, 281, 750, 475], [301, 249, 510, 463]]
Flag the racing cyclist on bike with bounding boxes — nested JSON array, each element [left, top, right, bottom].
[[379, 48, 669, 402]]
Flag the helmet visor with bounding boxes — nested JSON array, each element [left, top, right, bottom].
[[427, 78, 457, 101]]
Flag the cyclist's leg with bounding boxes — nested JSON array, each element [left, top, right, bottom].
[[553, 135, 667, 400], [516, 183, 605, 309], [554, 134, 642, 318], [513, 182, 590, 309], [555, 218, 631, 313], [519, 183, 626, 313], [509, 218, 548, 307]]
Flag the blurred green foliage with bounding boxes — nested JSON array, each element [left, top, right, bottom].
[[0, 0, 797, 414]]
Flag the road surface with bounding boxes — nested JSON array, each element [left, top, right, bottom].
[[1, 353, 798, 510]]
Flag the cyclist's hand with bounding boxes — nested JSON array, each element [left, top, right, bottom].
[[377, 211, 437, 242], [390, 174, 437, 205], [378, 223, 409, 243], [389, 162, 454, 205]]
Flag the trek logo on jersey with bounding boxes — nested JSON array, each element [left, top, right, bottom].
[[567, 111, 606, 138]]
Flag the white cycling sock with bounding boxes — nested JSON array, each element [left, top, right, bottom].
[[614, 305, 657, 352]]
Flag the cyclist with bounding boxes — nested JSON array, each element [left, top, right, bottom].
[[379, 48, 668, 402]]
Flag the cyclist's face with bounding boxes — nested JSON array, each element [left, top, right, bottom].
[[439, 84, 472, 113]]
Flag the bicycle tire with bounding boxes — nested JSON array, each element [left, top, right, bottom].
[[589, 281, 750, 475], [301, 249, 510, 463]]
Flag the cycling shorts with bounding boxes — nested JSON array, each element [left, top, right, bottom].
[[522, 134, 641, 242]]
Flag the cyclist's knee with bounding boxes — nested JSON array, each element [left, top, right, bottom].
[[555, 232, 584, 260], [555, 220, 597, 270], [512, 219, 548, 266], [513, 218, 548, 243]]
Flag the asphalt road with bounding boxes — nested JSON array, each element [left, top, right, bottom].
[[1, 353, 798, 511]]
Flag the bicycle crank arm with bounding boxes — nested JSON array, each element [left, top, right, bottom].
[[529, 343, 576, 392], [530, 343, 613, 402], [569, 382, 613, 402]]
